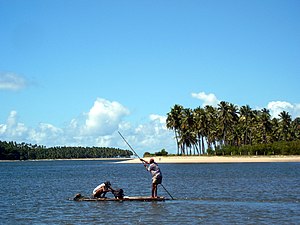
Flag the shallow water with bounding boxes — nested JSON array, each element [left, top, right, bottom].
[[1, 160, 299, 224]]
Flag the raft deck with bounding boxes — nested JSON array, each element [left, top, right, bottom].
[[74, 195, 167, 202]]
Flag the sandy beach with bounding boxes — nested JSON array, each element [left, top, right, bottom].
[[117, 155, 300, 163]]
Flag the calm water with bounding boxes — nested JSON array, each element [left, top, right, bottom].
[[0, 160, 299, 224]]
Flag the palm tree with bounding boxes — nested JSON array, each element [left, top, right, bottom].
[[228, 103, 239, 145], [205, 105, 219, 150], [259, 108, 272, 144], [279, 111, 292, 141], [218, 101, 239, 146], [180, 108, 197, 155], [166, 100, 300, 156], [291, 117, 300, 140], [166, 104, 184, 155], [271, 117, 280, 142], [193, 107, 207, 154], [239, 105, 253, 145]]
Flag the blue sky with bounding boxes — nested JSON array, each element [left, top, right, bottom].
[[1, 0, 299, 156]]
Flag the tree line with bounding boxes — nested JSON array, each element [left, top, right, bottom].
[[143, 149, 169, 157], [166, 101, 300, 155], [0, 141, 133, 160]]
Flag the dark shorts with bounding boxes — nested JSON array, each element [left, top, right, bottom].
[[152, 175, 162, 184]]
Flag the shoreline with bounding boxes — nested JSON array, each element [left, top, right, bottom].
[[1, 156, 300, 163], [116, 155, 300, 164], [0, 158, 130, 163]]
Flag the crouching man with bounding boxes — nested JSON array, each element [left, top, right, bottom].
[[92, 181, 112, 198]]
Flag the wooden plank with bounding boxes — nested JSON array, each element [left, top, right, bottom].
[[73, 195, 167, 202]]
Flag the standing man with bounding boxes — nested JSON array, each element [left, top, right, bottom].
[[140, 158, 163, 198]]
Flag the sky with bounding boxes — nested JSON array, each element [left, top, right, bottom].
[[0, 0, 299, 156]]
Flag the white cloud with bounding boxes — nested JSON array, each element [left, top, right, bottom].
[[0, 124, 6, 134], [0, 110, 65, 146], [267, 101, 300, 118], [149, 114, 167, 126], [29, 123, 63, 145], [191, 91, 219, 107], [7, 110, 18, 127], [0, 73, 27, 90], [117, 114, 175, 155], [82, 98, 130, 136], [295, 104, 300, 117], [1, 111, 28, 137], [94, 135, 113, 147], [70, 111, 176, 155], [0, 99, 176, 155]]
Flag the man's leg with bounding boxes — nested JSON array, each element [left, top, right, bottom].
[[101, 191, 107, 198], [94, 190, 102, 198], [151, 183, 155, 197], [152, 183, 158, 198]]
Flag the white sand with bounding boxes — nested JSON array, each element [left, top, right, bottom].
[[117, 155, 300, 164]]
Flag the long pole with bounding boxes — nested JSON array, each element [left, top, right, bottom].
[[118, 131, 174, 200], [118, 131, 141, 160], [160, 183, 174, 200]]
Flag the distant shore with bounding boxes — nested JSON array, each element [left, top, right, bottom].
[[1, 156, 300, 163], [0, 158, 129, 162], [117, 155, 300, 164]]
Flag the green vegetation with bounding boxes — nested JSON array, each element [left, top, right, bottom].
[[166, 102, 300, 155], [214, 141, 300, 156], [0, 141, 133, 160], [143, 149, 169, 157]]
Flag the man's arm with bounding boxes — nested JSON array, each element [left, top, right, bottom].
[[140, 158, 149, 164], [108, 186, 114, 192], [140, 159, 150, 171]]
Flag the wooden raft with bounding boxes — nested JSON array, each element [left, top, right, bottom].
[[73, 194, 167, 202]]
